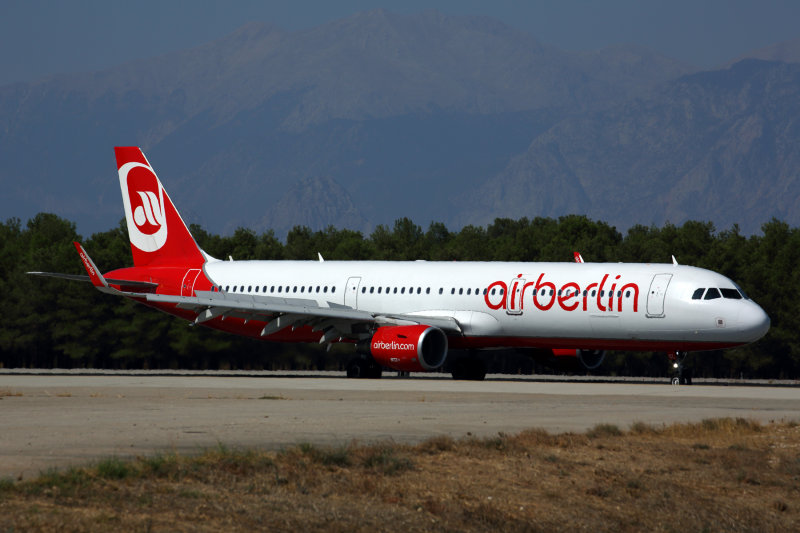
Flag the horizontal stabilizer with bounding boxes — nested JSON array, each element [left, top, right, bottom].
[[27, 271, 158, 289]]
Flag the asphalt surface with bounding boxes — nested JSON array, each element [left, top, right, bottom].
[[1, 372, 798, 479]]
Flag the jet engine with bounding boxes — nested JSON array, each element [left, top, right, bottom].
[[577, 349, 606, 370], [363, 325, 448, 372]]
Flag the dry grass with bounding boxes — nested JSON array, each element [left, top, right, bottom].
[[1, 418, 799, 532]]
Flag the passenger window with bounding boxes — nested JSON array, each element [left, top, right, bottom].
[[401, 288, 405, 294], [323, 286, 328, 293], [377, 287, 382, 294], [459, 288, 463, 295], [500, 288, 504, 295], [704, 288, 721, 300], [439, 288, 443, 294], [254, 286, 258, 293], [393, 288, 397, 294], [331, 287, 336, 293], [426, 288, 431, 294], [417, 287, 421, 294], [316, 286, 320, 293], [277, 286, 282, 293], [692, 288, 705, 300], [293, 286, 297, 293], [300, 286, 305, 293], [451, 288, 455, 295], [362, 287, 366, 293], [370, 287, 374, 294], [467, 288, 472, 295], [721, 288, 742, 300], [225, 286, 229, 292]]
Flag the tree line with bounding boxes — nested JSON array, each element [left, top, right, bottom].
[[1, 213, 797, 378]]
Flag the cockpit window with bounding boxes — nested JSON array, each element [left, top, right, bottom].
[[733, 282, 749, 300], [721, 288, 742, 300], [691, 288, 705, 300], [704, 288, 721, 300]]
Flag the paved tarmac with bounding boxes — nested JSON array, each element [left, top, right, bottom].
[[1, 372, 798, 479]]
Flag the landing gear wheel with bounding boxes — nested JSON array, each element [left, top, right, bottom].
[[451, 358, 487, 381], [346, 358, 383, 379], [346, 359, 365, 378], [367, 362, 383, 379], [668, 351, 692, 385]]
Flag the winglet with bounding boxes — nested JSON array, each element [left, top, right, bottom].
[[73, 242, 108, 288], [574, 252, 584, 263]]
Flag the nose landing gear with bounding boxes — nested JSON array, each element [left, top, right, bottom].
[[668, 351, 692, 385]]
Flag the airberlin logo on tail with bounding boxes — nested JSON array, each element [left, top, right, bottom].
[[133, 191, 164, 229], [118, 161, 168, 252]]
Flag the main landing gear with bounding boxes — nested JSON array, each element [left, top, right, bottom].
[[346, 357, 383, 379], [668, 351, 692, 385], [450, 355, 487, 381]]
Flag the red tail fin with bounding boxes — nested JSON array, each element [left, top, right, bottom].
[[115, 147, 205, 268]]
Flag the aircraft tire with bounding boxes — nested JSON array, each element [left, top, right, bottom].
[[346, 358, 383, 379], [451, 358, 486, 381]]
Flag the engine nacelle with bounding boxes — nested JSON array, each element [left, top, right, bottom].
[[552, 348, 606, 370], [366, 325, 448, 372]]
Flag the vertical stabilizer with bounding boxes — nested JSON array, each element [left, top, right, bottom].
[[115, 147, 205, 268]]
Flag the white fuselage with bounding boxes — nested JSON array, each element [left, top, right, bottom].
[[202, 259, 770, 351]]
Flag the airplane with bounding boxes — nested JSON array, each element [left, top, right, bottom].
[[30, 147, 770, 384]]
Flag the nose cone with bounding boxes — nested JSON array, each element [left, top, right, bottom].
[[738, 303, 770, 342]]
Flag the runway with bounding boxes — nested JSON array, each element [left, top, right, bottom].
[[1, 372, 798, 479]]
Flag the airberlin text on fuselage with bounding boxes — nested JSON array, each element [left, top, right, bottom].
[[484, 273, 640, 313]]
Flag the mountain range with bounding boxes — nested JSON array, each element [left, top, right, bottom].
[[0, 9, 797, 237]]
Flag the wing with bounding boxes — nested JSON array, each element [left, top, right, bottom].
[[34, 242, 463, 345], [146, 291, 463, 344]]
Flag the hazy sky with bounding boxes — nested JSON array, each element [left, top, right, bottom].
[[3, 0, 799, 86]]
